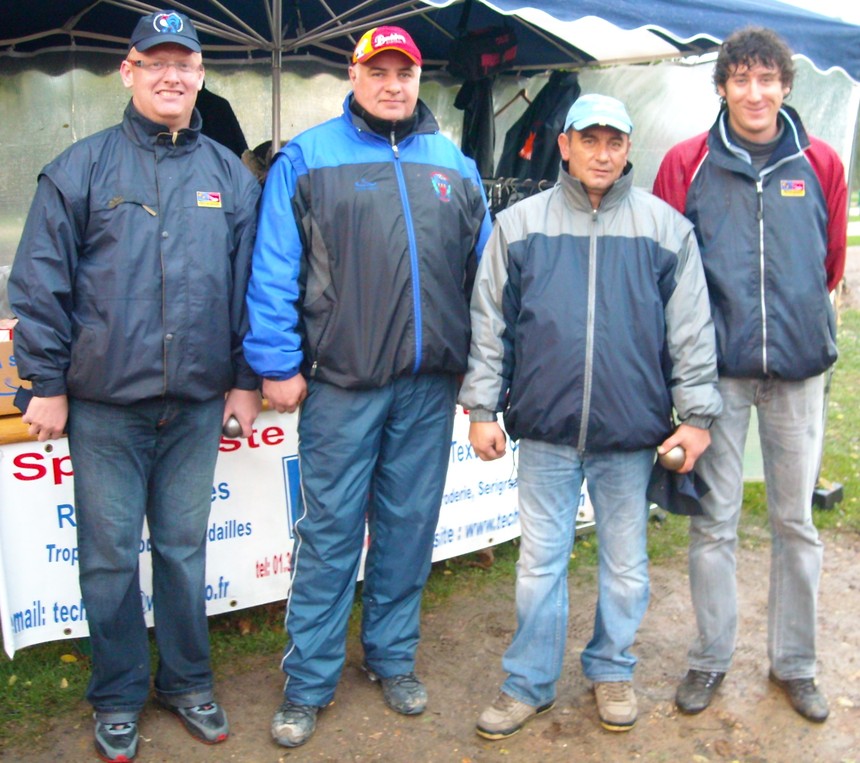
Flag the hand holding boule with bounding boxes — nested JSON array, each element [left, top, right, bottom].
[[658, 445, 686, 471], [222, 415, 243, 438]]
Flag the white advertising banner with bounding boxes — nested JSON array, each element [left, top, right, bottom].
[[0, 407, 524, 657]]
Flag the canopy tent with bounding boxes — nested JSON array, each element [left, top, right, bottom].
[[2, 0, 859, 149]]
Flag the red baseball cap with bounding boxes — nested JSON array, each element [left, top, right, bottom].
[[352, 26, 422, 67]]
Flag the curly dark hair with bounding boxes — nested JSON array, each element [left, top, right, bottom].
[[713, 27, 795, 92]]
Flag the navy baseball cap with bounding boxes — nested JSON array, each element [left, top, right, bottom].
[[129, 10, 201, 53], [563, 94, 633, 134]]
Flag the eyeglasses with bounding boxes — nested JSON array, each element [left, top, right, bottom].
[[127, 59, 201, 74]]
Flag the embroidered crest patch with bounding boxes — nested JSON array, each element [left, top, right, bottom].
[[780, 180, 805, 197], [196, 191, 222, 208], [431, 172, 452, 203]]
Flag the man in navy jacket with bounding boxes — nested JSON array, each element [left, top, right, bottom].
[[654, 26, 847, 723], [9, 10, 261, 761]]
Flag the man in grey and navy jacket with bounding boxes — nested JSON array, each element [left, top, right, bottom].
[[460, 94, 721, 740], [653, 27, 847, 724], [244, 25, 492, 748]]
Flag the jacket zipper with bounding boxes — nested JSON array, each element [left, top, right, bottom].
[[578, 208, 599, 451], [390, 127, 424, 373], [754, 148, 803, 376], [755, 178, 768, 375], [722, 109, 805, 377], [154, 149, 169, 397]]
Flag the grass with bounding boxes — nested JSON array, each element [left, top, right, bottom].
[[2, 311, 860, 751], [850, 190, 859, 247]]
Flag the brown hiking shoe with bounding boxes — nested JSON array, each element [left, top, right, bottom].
[[594, 681, 637, 731], [476, 691, 555, 740]]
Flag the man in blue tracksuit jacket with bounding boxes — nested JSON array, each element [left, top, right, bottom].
[[243, 26, 492, 748]]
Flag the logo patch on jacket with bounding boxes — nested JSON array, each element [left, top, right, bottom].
[[196, 191, 222, 208], [431, 172, 452, 203], [780, 180, 805, 197], [355, 177, 378, 191]]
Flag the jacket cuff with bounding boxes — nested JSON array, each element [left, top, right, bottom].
[[468, 408, 498, 423], [31, 377, 68, 397], [264, 368, 301, 382], [233, 367, 262, 391], [680, 414, 714, 430]]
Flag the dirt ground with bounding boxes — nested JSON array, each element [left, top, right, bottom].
[[4, 523, 859, 763], [5, 248, 859, 763]]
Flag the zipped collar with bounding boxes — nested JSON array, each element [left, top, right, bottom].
[[120, 99, 202, 154], [558, 160, 634, 214], [349, 97, 418, 143], [710, 104, 809, 175], [342, 93, 440, 141]]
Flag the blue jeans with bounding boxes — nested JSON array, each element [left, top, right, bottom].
[[281, 374, 456, 707], [689, 375, 824, 679], [67, 396, 224, 723], [502, 439, 653, 707]]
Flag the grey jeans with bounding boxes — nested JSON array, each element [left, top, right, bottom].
[[687, 374, 825, 679]]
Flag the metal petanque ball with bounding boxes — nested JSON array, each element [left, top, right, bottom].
[[222, 415, 243, 438], [657, 445, 686, 471]]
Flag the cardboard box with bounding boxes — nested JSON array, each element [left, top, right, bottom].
[[1, 332, 31, 416]]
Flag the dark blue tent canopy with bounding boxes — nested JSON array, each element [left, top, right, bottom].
[[2, 0, 858, 149], [2, 0, 858, 78]]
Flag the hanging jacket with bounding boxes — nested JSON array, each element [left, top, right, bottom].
[[495, 71, 581, 183]]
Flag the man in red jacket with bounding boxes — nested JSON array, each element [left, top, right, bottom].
[[653, 26, 846, 723]]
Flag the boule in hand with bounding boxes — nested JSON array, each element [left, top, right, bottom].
[[222, 415, 243, 438], [658, 445, 686, 471]]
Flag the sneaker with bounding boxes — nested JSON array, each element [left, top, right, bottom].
[[94, 718, 139, 763], [476, 691, 555, 740], [769, 671, 829, 723], [161, 701, 229, 744], [594, 681, 637, 731], [363, 664, 427, 715], [271, 700, 319, 748], [675, 669, 726, 714]]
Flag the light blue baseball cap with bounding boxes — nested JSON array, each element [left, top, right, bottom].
[[563, 94, 633, 134]]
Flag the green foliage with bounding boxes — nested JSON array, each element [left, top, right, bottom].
[[207, 603, 288, 661], [815, 310, 860, 531], [850, 192, 859, 246], [0, 639, 91, 747]]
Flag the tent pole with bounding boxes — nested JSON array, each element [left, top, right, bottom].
[[272, 0, 282, 150]]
